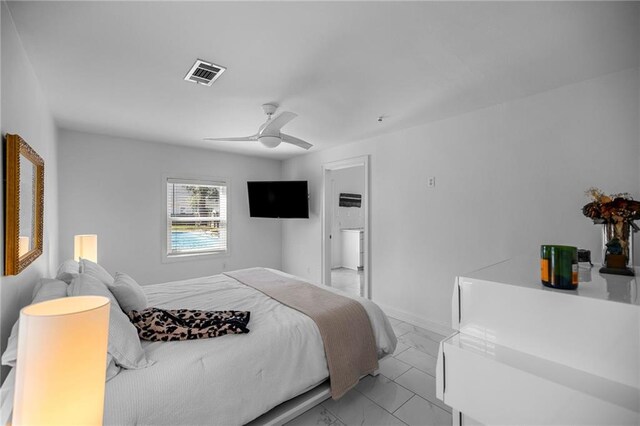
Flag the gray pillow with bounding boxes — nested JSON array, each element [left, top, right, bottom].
[[68, 274, 153, 372], [108, 272, 148, 313], [79, 258, 114, 285], [55, 259, 80, 284], [1, 279, 68, 368]]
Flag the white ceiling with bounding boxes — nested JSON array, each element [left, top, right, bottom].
[[7, 1, 639, 160]]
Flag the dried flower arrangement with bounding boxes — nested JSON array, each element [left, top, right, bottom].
[[582, 188, 640, 230], [582, 188, 640, 273]]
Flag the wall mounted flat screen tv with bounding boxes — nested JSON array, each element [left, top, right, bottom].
[[247, 181, 309, 219]]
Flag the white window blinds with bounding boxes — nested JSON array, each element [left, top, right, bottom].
[[166, 178, 227, 256]]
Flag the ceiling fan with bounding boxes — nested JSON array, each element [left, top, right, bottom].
[[204, 104, 312, 150]]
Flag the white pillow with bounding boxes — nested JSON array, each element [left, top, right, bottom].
[[1, 279, 68, 368], [54, 259, 80, 284], [68, 274, 153, 372], [108, 273, 148, 313], [79, 258, 114, 285], [105, 356, 121, 381], [31, 278, 69, 303]]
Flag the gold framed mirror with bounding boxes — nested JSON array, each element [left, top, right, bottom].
[[4, 134, 44, 275]]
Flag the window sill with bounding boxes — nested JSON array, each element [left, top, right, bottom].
[[162, 250, 230, 264]]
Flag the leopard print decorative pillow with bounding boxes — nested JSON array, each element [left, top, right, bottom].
[[127, 308, 250, 341]]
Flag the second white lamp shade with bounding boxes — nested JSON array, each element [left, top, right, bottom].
[[74, 234, 98, 262]]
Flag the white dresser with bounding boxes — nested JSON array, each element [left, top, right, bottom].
[[340, 228, 363, 270], [436, 257, 640, 425]]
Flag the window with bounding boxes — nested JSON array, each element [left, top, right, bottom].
[[166, 178, 227, 257]]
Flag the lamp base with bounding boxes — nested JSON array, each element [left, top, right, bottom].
[[599, 266, 635, 276]]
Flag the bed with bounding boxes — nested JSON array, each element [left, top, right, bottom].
[[2, 268, 396, 425]]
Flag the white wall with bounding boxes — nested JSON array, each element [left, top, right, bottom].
[[58, 129, 282, 285], [0, 1, 59, 382], [282, 68, 640, 331], [330, 166, 365, 268]]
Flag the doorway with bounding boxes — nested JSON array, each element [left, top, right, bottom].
[[321, 156, 370, 299]]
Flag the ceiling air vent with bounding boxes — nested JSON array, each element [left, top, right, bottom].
[[184, 59, 226, 86]]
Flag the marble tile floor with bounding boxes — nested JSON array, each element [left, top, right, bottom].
[[285, 317, 452, 426], [330, 267, 363, 297]]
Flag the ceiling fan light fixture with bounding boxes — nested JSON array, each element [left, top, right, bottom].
[[205, 104, 312, 150], [259, 136, 281, 148]]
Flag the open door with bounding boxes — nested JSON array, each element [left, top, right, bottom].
[[321, 156, 370, 299]]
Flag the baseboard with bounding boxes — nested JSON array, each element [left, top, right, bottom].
[[376, 302, 455, 337]]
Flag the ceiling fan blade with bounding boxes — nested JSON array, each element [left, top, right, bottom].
[[281, 133, 313, 150], [203, 135, 258, 142], [260, 111, 297, 135]]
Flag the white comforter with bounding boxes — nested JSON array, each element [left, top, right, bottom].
[[102, 269, 396, 425]]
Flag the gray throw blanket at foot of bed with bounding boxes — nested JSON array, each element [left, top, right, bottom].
[[224, 268, 379, 399], [127, 308, 250, 341]]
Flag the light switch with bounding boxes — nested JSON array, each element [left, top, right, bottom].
[[427, 176, 436, 188]]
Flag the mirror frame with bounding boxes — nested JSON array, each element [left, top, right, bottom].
[[4, 134, 44, 275]]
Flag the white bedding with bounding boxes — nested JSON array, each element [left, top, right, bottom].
[[103, 269, 395, 425]]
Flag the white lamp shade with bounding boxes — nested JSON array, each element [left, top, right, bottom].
[[74, 234, 98, 262], [18, 236, 30, 258], [12, 296, 110, 426]]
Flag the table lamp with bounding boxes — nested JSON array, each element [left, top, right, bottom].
[[12, 296, 110, 425], [74, 234, 98, 262]]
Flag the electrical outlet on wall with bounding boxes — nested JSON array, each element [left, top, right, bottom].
[[427, 176, 436, 188]]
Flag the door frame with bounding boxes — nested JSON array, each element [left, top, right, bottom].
[[321, 155, 370, 299]]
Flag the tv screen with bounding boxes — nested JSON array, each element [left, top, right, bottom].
[[247, 181, 309, 219]]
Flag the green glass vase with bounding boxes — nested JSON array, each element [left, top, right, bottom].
[[541, 245, 578, 290]]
